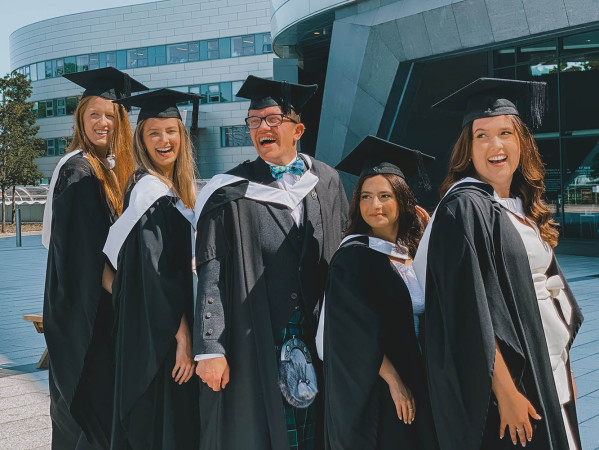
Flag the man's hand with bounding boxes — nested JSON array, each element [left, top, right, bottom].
[[196, 356, 230, 391]]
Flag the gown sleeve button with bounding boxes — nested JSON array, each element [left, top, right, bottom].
[[290, 293, 298, 300], [206, 329, 213, 335], [205, 313, 212, 319], [207, 298, 214, 304]]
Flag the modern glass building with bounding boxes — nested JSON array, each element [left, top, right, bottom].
[[270, 0, 599, 242], [9, 0, 275, 181]]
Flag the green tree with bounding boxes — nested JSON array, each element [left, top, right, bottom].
[[0, 72, 45, 232]]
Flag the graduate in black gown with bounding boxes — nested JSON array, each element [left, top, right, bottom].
[[318, 136, 438, 450], [413, 79, 584, 449], [104, 89, 200, 450], [193, 76, 348, 450], [42, 68, 147, 450]]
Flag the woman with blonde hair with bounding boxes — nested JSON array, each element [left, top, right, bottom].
[[42, 67, 148, 449], [104, 89, 200, 450], [414, 78, 584, 450]]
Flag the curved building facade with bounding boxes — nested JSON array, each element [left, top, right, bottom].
[[270, 0, 599, 244], [10, 0, 275, 180]]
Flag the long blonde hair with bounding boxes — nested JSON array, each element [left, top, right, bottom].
[[67, 96, 134, 215], [440, 115, 559, 247], [131, 119, 198, 209]]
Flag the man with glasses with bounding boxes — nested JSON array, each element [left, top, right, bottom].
[[193, 75, 348, 450]]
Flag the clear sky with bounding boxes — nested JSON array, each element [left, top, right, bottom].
[[1, 0, 151, 77]]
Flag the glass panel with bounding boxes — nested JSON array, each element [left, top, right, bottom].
[[57, 138, 67, 155], [220, 82, 232, 102], [128, 48, 148, 68], [232, 80, 244, 101], [560, 55, 599, 132], [516, 62, 559, 134], [55, 59, 64, 77], [105, 52, 117, 68], [219, 37, 231, 59], [37, 62, 46, 80], [30, 63, 37, 82], [562, 30, 599, 55], [155, 45, 166, 65], [66, 96, 78, 115], [493, 48, 515, 68], [77, 55, 89, 72], [99, 52, 107, 68], [148, 46, 156, 66], [221, 126, 252, 147], [517, 40, 557, 64], [188, 42, 200, 61], [46, 100, 54, 117], [262, 34, 272, 53], [242, 35, 254, 56], [562, 137, 599, 238], [167, 43, 189, 64], [56, 98, 66, 116], [37, 101, 46, 118], [206, 83, 221, 103], [64, 57, 77, 74], [199, 40, 208, 61], [46, 139, 55, 156], [536, 139, 562, 223], [207, 39, 219, 59], [494, 66, 515, 79], [117, 50, 127, 70], [89, 54, 100, 70]]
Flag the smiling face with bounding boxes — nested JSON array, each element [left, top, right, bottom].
[[142, 117, 181, 178], [471, 114, 521, 198], [82, 96, 116, 156], [359, 175, 400, 242], [247, 105, 305, 166]]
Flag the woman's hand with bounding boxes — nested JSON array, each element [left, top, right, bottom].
[[493, 344, 542, 446], [379, 354, 416, 424], [172, 315, 194, 385]]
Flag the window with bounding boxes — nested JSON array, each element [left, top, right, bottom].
[[207, 40, 219, 59], [46, 139, 56, 156], [57, 138, 68, 155], [167, 42, 199, 64], [30, 64, 37, 81], [37, 62, 46, 80], [56, 98, 66, 116], [219, 38, 231, 59], [45, 100, 54, 117], [89, 54, 100, 70], [77, 55, 89, 72], [148, 46, 166, 66], [64, 57, 76, 74], [221, 126, 253, 147], [202, 83, 221, 103], [117, 50, 127, 70], [66, 96, 79, 115], [45, 61, 53, 78], [232, 81, 244, 101], [54, 59, 64, 77], [128, 48, 148, 68], [220, 82, 233, 103], [261, 34, 272, 53], [231, 35, 255, 57]]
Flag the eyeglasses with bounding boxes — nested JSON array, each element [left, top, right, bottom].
[[245, 113, 298, 129]]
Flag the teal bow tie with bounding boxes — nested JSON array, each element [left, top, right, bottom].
[[270, 158, 305, 180]]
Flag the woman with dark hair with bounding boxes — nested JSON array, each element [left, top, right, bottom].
[[413, 78, 584, 450], [42, 67, 147, 449], [318, 135, 438, 450], [103, 89, 200, 450]]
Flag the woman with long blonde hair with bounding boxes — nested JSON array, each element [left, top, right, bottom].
[[413, 78, 584, 450], [103, 89, 200, 450], [42, 67, 148, 449]]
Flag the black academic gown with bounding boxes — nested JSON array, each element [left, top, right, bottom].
[[44, 153, 115, 450], [323, 236, 438, 450], [194, 156, 348, 450], [424, 182, 584, 450], [110, 175, 199, 450]]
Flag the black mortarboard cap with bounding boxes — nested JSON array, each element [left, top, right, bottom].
[[114, 89, 202, 131], [63, 67, 148, 103], [432, 77, 547, 129], [336, 135, 435, 189], [235, 75, 318, 114]]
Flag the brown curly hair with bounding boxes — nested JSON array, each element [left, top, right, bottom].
[[440, 115, 559, 247], [345, 173, 425, 258]]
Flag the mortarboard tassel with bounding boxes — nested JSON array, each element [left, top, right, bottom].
[[190, 96, 199, 133], [528, 82, 546, 130], [415, 150, 432, 191]]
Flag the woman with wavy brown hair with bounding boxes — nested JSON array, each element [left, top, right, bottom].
[[413, 78, 584, 450], [42, 67, 147, 449], [104, 89, 200, 450], [318, 135, 438, 449]]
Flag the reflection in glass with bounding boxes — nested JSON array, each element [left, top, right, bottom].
[[517, 40, 557, 64], [493, 48, 515, 68], [221, 126, 252, 147], [563, 30, 599, 54], [562, 137, 599, 238], [560, 56, 599, 132]]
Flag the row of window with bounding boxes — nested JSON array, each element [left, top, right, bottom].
[[43, 125, 251, 157], [16, 34, 272, 81], [33, 80, 250, 119]]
